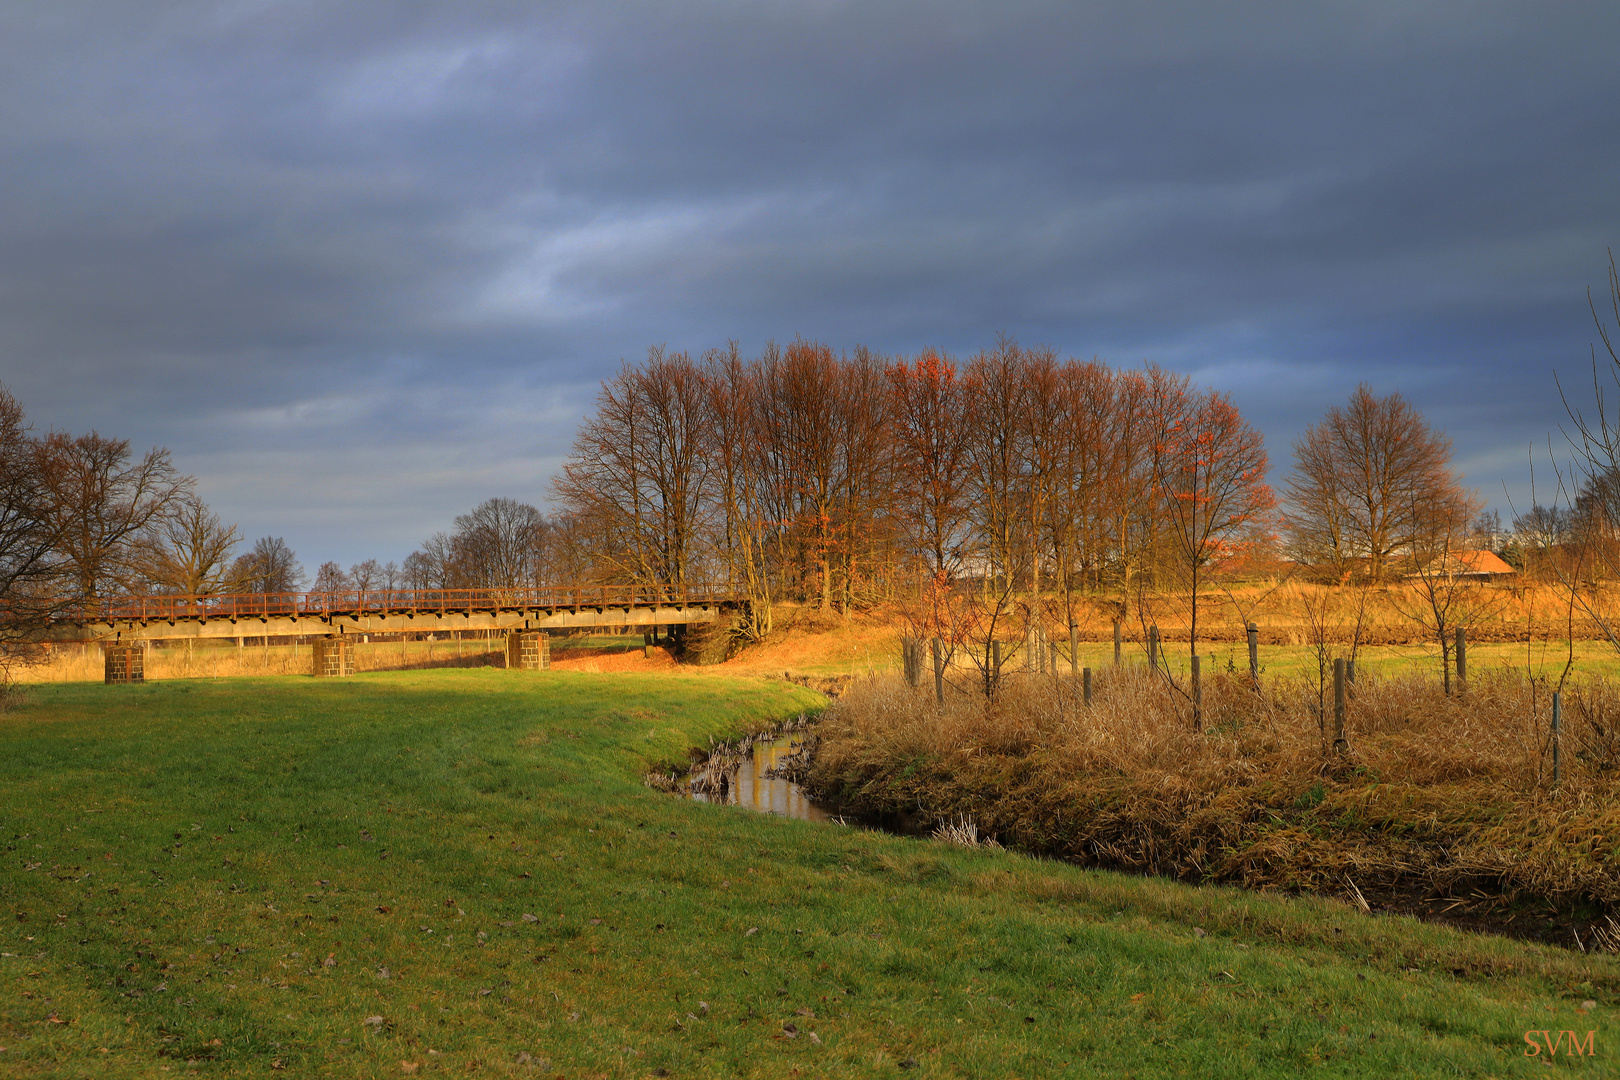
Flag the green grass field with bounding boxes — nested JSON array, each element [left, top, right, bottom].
[[2, 670, 1616, 1077]]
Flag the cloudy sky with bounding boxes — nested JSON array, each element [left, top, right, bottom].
[[3, 1, 1618, 571]]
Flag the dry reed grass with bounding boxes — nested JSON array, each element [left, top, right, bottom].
[[18, 638, 513, 682], [806, 666, 1620, 938]]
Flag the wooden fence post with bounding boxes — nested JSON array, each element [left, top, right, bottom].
[[1333, 657, 1347, 755], [1113, 619, 1122, 667], [1455, 627, 1467, 694], [1191, 654, 1202, 729], [1069, 621, 1079, 677], [1148, 625, 1159, 672], [1552, 691, 1562, 788], [932, 638, 945, 705], [1246, 622, 1259, 690], [1083, 666, 1093, 706], [991, 640, 1002, 697]]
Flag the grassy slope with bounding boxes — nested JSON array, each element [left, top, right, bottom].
[[0, 670, 1613, 1078]]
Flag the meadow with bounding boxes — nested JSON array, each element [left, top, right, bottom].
[[1, 669, 1617, 1077]]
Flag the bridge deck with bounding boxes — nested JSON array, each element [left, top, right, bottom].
[[49, 586, 740, 642]]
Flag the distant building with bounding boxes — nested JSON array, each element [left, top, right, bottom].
[[1405, 549, 1517, 583]]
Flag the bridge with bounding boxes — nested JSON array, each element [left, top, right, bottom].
[[49, 584, 740, 644]]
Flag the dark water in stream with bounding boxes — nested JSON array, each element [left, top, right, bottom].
[[688, 734, 836, 823]]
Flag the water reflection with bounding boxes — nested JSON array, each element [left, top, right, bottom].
[[691, 735, 834, 823]]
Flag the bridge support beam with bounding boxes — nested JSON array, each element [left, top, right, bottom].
[[104, 644, 145, 685], [312, 637, 354, 678], [506, 631, 549, 671]]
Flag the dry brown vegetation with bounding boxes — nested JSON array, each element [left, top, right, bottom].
[[21, 636, 522, 682], [804, 667, 1620, 944]]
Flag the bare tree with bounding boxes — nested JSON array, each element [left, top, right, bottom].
[[402, 532, 456, 591], [1091, 369, 1163, 617], [888, 349, 974, 581], [1150, 382, 1275, 700], [312, 561, 349, 592], [0, 385, 65, 669], [38, 432, 190, 599], [827, 346, 893, 611], [1550, 250, 1620, 657], [542, 512, 598, 601], [964, 340, 1033, 594], [555, 348, 713, 593], [451, 497, 548, 590], [349, 558, 383, 596], [1283, 385, 1474, 582], [1390, 494, 1492, 694], [751, 340, 847, 607], [230, 537, 304, 594], [703, 344, 775, 637], [1512, 504, 1571, 551], [1046, 360, 1115, 621], [130, 496, 241, 597]]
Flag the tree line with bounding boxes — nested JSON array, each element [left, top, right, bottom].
[[537, 338, 1517, 637]]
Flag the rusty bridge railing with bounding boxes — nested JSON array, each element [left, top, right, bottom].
[[64, 584, 738, 623]]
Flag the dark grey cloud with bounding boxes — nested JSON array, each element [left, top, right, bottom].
[[1, 1, 1617, 565]]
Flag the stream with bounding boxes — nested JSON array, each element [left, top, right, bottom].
[[686, 732, 837, 823]]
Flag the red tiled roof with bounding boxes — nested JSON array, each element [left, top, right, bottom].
[[1455, 549, 1515, 575]]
